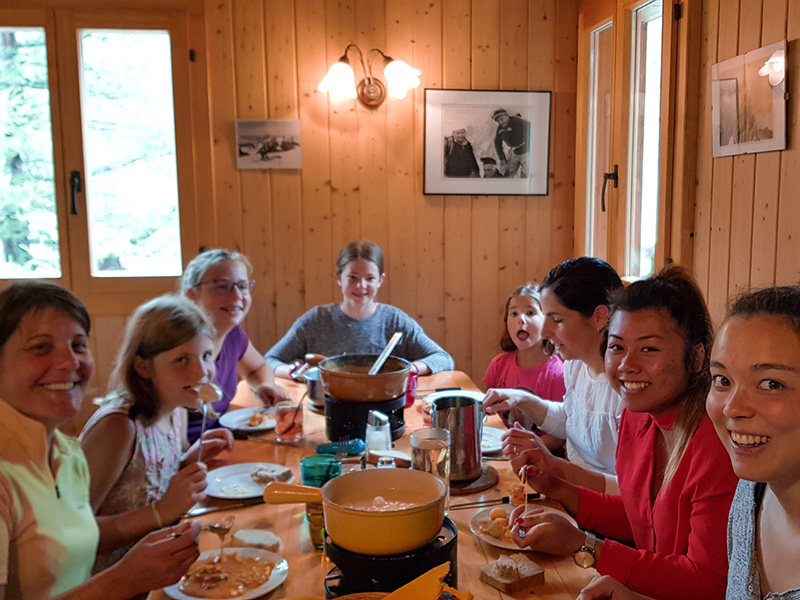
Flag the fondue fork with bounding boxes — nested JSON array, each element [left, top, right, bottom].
[[195, 383, 222, 463], [448, 493, 541, 511]]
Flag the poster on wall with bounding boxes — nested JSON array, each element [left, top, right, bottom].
[[711, 39, 787, 157], [423, 89, 551, 195], [235, 119, 302, 169]]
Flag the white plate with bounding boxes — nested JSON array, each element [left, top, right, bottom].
[[469, 503, 577, 551], [206, 463, 293, 499], [481, 426, 505, 454], [163, 547, 288, 600], [218, 407, 276, 432]]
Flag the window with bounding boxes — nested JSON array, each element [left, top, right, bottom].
[[79, 29, 182, 278], [583, 20, 614, 259], [0, 26, 60, 278], [1, 7, 199, 305], [576, 0, 688, 278], [625, 2, 662, 277]]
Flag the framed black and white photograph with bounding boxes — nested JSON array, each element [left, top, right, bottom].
[[423, 89, 551, 195], [235, 119, 302, 169], [711, 39, 787, 157]]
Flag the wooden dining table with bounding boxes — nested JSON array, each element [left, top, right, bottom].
[[149, 371, 597, 599]]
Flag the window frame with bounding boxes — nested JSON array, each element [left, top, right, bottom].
[[1, 2, 207, 314], [576, 0, 700, 275]]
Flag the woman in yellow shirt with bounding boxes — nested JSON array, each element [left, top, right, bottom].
[[0, 281, 198, 600]]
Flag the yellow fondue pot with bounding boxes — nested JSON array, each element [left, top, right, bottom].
[[264, 468, 446, 555]]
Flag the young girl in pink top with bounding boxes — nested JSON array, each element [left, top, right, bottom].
[[80, 295, 233, 571], [483, 284, 566, 451]]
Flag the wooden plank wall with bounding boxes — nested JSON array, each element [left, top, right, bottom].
[[198, 0, 578, 386], [693, 0, 799, 324]]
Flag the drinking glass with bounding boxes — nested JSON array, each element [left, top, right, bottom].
[[274, 400, 303, 443], [300, 455, 342, 550], [410, 427, 450, 509]]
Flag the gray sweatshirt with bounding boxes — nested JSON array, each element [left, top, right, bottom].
[[264, 303, 454, 373]]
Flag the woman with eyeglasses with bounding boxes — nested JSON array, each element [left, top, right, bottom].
[[180, 249, 288, 443]]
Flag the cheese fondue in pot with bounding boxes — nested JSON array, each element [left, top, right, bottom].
[[342, 490, 430, 512]]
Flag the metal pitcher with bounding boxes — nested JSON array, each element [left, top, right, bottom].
[[430, 391, 484, 481]]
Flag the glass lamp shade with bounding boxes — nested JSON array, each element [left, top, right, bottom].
[[758, 50, 785, 86], [383, 59, 421, 99], [318, 60, 357, 101]]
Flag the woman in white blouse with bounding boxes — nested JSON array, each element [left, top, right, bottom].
[[484, 257, 624, 493]]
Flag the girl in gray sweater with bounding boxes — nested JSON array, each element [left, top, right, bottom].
[[266, 240, 454, 378]]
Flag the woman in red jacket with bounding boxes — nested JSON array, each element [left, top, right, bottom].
[[508, 266, 738, 600]]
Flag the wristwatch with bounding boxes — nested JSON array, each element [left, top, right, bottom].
[[573, 531, 598, 568]]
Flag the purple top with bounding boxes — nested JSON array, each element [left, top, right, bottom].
[[187, 325, 248, 443]]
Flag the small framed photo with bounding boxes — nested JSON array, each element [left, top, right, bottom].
[[235, 119, 302, 169], [711, 39, 787, 157], [423, 89, 551, 195]]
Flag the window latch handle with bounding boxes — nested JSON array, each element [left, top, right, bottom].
[[600, 164, 618, 213], [69, 171, 82, 215]]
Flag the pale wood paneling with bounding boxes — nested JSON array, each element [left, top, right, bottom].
[[412, 0, 446, 344], [726, 0, 761, 295], [27, 0, 800, 414], [233, 0, 277, 348], [749, 0, 787, 288], [551, 1, 579, 270], [705, 0, 739, 322], [384, 3, 419, 323], [200, 0, 578, 384], [693, 0, 800, 325], [264, 0, 304, 338], [692, 0, 720, 297], [526, 0, 558, 280], [470, 2, 503, 384], [442, 0, 475, 376], [775, 1, 800, 284], [16, 0, 578, 395], [295, 0, 335, 310], [204, 0, 242, 250]]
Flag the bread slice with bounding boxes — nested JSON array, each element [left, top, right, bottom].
[[479, 554, 544, 593], [232, 529, 281, 553], [250, 464, 293, 485]]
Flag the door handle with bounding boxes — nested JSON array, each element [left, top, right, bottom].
[[600, 164, 618, 213], [69, 171, 82, 215]]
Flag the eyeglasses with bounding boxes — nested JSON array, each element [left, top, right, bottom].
[[196, 279, 255, 295]]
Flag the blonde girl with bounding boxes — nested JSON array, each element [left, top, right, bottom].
[[80, 295, 233, 571]]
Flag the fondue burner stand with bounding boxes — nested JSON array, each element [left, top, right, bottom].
[[323, 517, 458, 598], [324, 394, 406, 442]]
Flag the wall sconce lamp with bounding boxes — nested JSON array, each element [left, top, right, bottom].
[[318, 44, 421, 108], [758, 49, 785, 86]]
